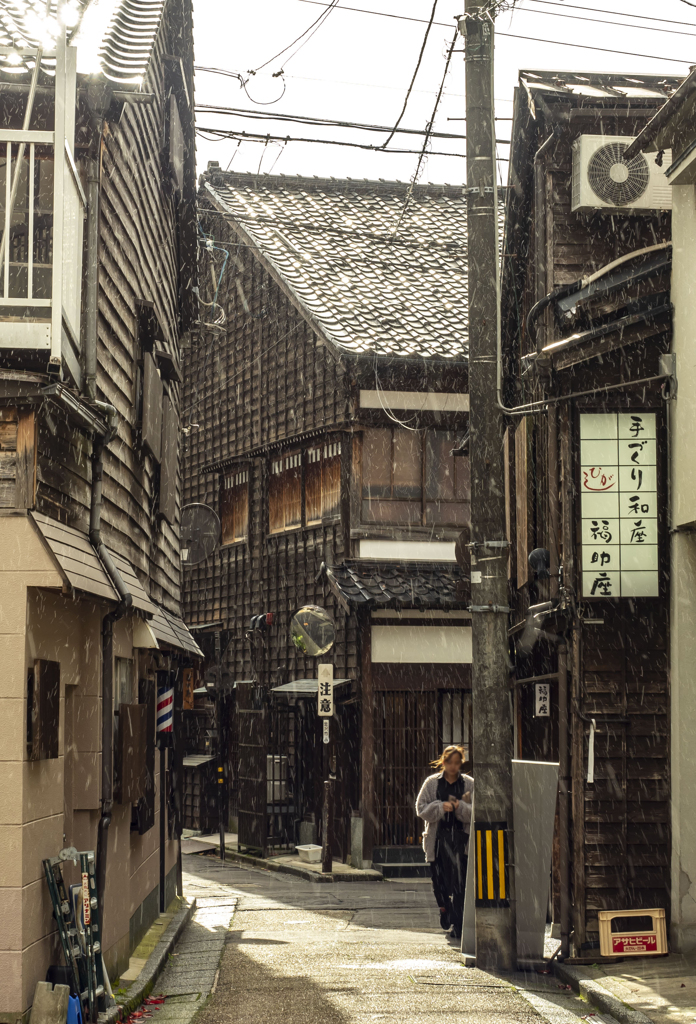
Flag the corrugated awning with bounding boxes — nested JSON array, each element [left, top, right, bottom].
[[150, 605, 204, 657], [272, 678, 350, 696]]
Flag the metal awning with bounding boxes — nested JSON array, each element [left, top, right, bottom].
[[32, 512, 159, 614], [271, 678, 350, 696], [150, 605, 204, 657], [183, 754, 216, 767]]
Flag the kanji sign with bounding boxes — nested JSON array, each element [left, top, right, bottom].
[[580, 413, 659, 598], [535, 682, 551, 717], [317, 663, 334, 717]]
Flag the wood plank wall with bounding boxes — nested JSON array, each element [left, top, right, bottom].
[[37, 0, 197, 613], [183, 209, 355, 684], [503, 101, 672, 947]]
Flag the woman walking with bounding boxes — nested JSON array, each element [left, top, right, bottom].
[[416, 745, 473, 939]]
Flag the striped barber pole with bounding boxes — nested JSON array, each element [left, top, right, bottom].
[[157, 685, 174, 733]]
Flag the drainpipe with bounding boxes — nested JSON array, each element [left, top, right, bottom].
[[84, 152, 101, 401], [91, 430, 132, 927]]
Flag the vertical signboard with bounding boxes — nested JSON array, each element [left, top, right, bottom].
[[535, 682, 550, 717], [318, 664, 334, 717], [580, 412, 658, 598]]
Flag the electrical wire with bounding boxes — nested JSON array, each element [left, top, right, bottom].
[[249, 0, 340, 75], [196, 103, 470, 141], [292, 0, 696, 64], [529, 0, 696, 30], [391, 27, 459, 239], [381, 0, 440, 149], [297, 0, 696, 33], [197, 126, 498, 158], [516, 2, 696, 38]]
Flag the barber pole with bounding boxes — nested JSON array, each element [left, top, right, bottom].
[[157, 684, 174, 733]]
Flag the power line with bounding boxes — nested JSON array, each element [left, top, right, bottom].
[[392, 27, 459, 237], [529, 0, 696, 32], [250, 0, 339, 75], [381, 0, 440, 149], [514, 3, 696, 38], [297, 0, 696, 33], [293, 0, 696, 64], [197, 126, 515, 158], [196, 103, 470, 140]]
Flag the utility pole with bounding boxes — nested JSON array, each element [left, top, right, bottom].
[[460, 0, 517, 971]]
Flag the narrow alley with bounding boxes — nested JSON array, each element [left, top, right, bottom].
[[151, 855, 593, 1024]]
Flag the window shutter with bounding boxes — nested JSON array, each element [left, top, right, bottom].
[[133, 675, 156, 834], [142, 352, 163, 461], [27, 659, 60, 760], [117, 704, 148, 804], [160, 394, 178, 524]]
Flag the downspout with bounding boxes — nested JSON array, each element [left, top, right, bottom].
[[92, 427, 132, 927]]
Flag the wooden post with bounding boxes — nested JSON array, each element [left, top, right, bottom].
[[360, 614, 374, 867], [321, 778, 334, 874], [15, 409, 36, 509], [463, 0, 517, 971]]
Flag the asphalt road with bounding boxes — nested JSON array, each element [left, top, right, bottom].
[[181, 854, 593, 1024]]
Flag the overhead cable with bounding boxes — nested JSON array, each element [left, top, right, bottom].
[[249, 0, 340, 75], [381, 0, 440, 149], [293, 0, 696, 63], [196, 103, 469, 140], [197, 127, 507, 157]]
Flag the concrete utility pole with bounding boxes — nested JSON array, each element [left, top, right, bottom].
[[460, 0, 517, 970]]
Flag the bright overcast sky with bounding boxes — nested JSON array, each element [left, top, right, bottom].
[[193, 0, 696, 186]]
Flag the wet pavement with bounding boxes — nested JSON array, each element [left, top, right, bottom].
[[172, 853, 596, 1024]]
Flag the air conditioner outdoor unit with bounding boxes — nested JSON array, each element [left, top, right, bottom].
[[571, 135, 672, 213]]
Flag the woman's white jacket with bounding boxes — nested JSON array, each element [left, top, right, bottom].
[[415, 771, 474, 863]]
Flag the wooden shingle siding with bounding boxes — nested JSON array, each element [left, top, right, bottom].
[[73, 0, 195, 612], [183, 212, 352, 683]]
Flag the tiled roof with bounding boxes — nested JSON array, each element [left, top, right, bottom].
[[520, 70, 682, 104], [325, 561, 469, 609], [201, 171, 472, 361], [0, 0, 165, 85]]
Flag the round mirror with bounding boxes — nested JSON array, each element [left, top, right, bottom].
[[290, 605, 335, 657]]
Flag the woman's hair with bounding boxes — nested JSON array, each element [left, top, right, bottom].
[[431, 745, 465, 771]]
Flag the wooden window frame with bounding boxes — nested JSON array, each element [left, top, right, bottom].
[[269, 451, 302, 534], [361, 427, 470, 528], [305, 441, 342, 526], [220, 468, 249, 546]]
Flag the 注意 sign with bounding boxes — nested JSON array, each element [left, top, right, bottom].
[[317, 663, 334, 717], [580, 412, 658, 598]]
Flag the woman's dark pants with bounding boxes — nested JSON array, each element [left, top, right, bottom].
[[431, 830, 467, 934]]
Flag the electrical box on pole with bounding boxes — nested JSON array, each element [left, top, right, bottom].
[[460, 0, 517, 971]]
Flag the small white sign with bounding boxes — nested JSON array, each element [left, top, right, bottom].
[[471, 570, 482, 584], [323, 719, 330, 744], [535, 682, 551, 718], [318, 664, 334, 717]]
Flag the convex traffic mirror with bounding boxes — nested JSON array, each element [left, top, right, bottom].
[[290, 605, 335, 657]]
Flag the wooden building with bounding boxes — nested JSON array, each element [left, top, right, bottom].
[[501, 70, 680, 954], [624, 71, 696, 952], [0, 0, 200, 1015], [183, 169, 474, 871]]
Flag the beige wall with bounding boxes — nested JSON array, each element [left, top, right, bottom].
[[669, 173, 696, 951], [670, 180, 696, 530], [0, 514, 180, 1015]]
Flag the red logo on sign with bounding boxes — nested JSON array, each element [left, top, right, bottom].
[[582, 467, 616, 492], [612, 934, 657, 954]]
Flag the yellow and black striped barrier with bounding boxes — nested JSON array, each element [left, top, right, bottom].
[[474, 822, 509, 908]]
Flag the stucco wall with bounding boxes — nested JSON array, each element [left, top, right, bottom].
[[0, 514, 180, 1015]]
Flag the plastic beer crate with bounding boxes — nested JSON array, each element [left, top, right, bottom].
[[598, 908, 667, 957]]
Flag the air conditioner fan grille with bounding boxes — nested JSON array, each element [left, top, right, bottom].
[[587, 142, 650, 206]]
